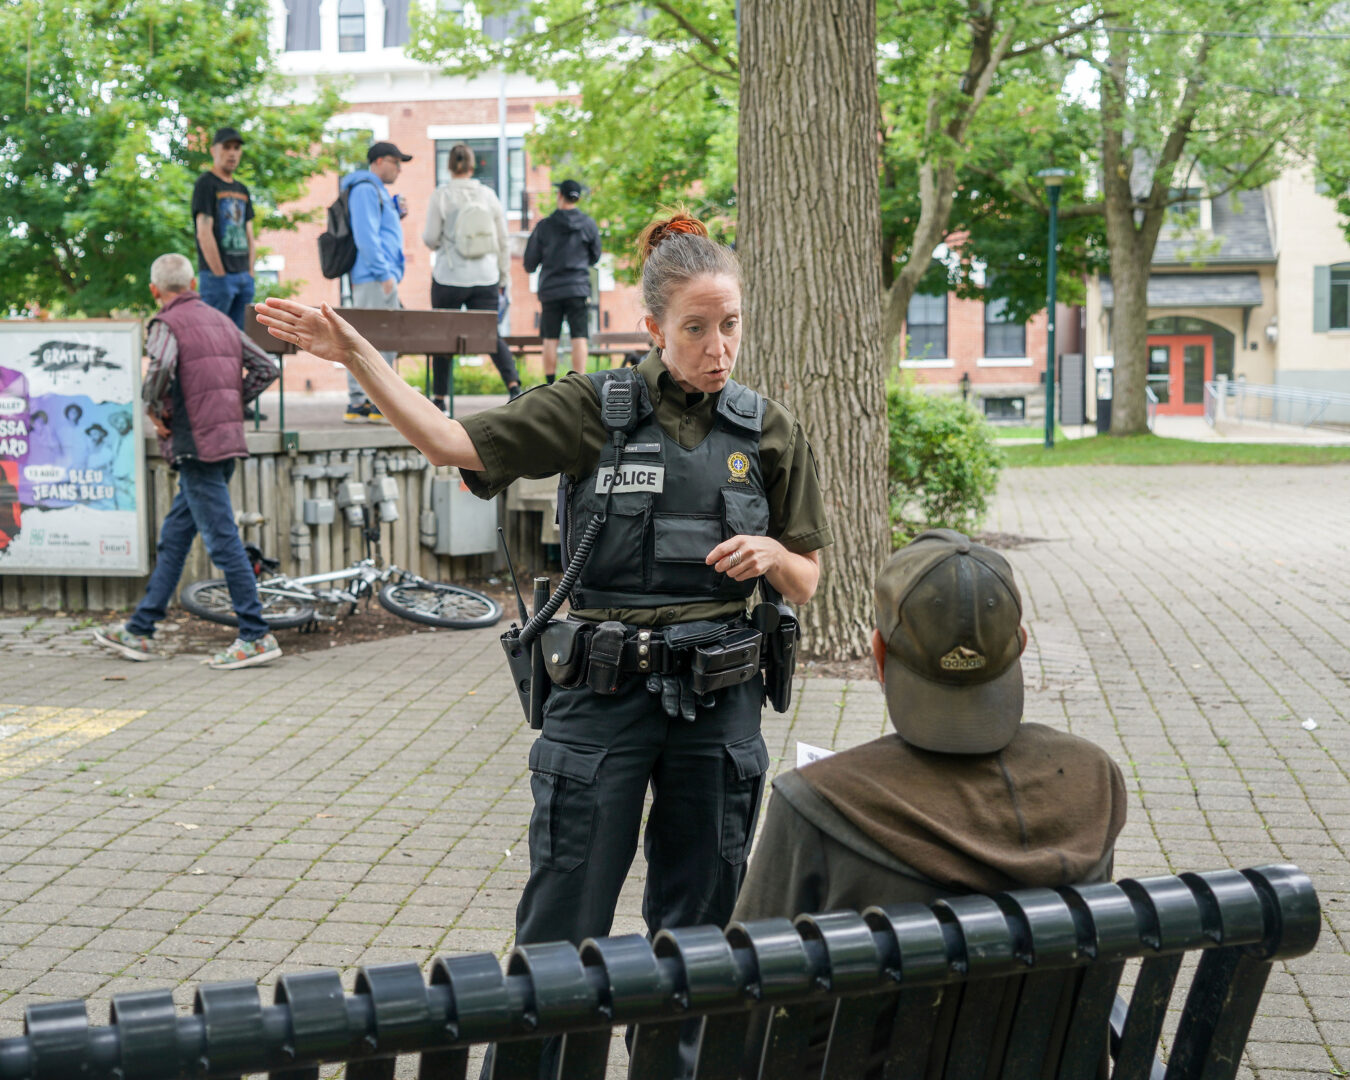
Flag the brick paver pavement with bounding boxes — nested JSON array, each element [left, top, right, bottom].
[[0, 463, 1347, 1078]]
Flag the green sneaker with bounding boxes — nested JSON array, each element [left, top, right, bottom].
[[93, 625, 157, 662], [208, 633, 282, 670]]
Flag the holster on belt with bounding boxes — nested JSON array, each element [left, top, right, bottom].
[[499, 626, 535, 723], [586, 621, 626, 694], [757, 582, 799, 714]]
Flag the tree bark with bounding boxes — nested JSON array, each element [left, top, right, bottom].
[[1105, 238, 1150, 433], [738, 0, 886, 660]]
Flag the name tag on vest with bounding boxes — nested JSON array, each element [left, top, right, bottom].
[[595, 465, 665, 494]]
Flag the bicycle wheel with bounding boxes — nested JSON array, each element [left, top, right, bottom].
[[180, 579, 317, 630], [378, 580, 503, 629]]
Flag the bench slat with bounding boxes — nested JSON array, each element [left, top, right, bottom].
[[1056, 961, 1125, 1080], [1164, 950, 1273, 1080], [417, 1046, 469, 1080], [488, 1037, 544, 1078], [1112, 956, 1182, 1080], [627, 1019, 684, 1078], [756, 1002, 822, 1079], [695, 1011, 755, 1080], [556, 1028, 610, 1079], [879, 985, 947, 1080], [945, 978, 1014, 1079], [821, 991, 898, 1079]]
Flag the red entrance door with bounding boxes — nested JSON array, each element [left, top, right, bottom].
[[1145, 335, 1212, 416]]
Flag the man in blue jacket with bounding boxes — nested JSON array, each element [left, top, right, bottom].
[[341, 141, 411, 423]]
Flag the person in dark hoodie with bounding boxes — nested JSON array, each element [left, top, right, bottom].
[[732, 528, 1127, 922], [523, 178, 601, 382]]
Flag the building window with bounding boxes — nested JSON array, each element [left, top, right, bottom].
[[435, 137, 526, 217], [983, 397, 1026, 422], [482, 1, 530, 40], [905, 292, 947, 359], [1332, 265, 1350, 331], [338, 0, 365, 52], [284, 0, 320, 50], [984, 295, 1026, 357], [384, 0, 410, 46]]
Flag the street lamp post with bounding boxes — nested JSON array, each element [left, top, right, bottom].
[[1036, 168, 1072, 449]]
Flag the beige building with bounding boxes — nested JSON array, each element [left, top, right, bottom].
[[1084, 170, 1350, 419]]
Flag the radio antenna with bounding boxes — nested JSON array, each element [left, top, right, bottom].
[[498, 527, 530, 623]]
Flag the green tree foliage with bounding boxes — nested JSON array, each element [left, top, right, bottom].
[[411, 0, 1104, 314], [886, 384, 1003, 543], [410, 2, 738, 267], [1010, 2, 1350, 433], [0, 0, 344, 315]]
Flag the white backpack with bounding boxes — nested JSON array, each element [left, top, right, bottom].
[[451, 193, 499, 259]]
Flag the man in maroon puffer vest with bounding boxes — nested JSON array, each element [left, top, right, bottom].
[[94, 253, 281, 670]]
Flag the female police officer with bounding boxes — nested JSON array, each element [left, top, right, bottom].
[[256, 210, 832, 959]]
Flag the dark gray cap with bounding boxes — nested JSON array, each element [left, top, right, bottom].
[[875, 529, 1025, 753]]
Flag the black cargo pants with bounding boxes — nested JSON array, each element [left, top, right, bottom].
[[516, 669, 770, 948]]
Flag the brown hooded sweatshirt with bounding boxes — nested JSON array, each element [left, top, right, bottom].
[[732, 723, 1127, 923]]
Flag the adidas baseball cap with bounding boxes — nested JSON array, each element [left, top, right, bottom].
[[875, 529, 1026, 754]]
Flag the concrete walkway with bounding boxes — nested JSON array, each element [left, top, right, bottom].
[[0, 464, 1347, 1077]]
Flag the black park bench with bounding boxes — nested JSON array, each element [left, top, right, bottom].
[[0, 864, 1318, 1080]]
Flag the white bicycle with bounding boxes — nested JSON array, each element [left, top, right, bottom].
[[181, 517, 501, 632]]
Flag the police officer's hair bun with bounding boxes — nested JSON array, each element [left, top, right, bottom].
[[636, 208, 740, 320]]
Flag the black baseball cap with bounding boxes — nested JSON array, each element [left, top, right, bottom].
[[875, 529, 1026, 754], [212, 127, 245, 146], [556, 179, 584, 199], [368, 141, 413, 163]]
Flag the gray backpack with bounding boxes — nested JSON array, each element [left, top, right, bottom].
[[452, 196, 498, 259]]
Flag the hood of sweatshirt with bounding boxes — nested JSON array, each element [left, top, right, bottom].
[[552, 208, 590, 232], [341, 169, 383, 193]]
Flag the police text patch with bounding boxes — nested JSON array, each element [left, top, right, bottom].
[[595, 465, 666, 494]]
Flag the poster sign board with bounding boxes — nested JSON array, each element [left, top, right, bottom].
[[0, 321, 147, 575]]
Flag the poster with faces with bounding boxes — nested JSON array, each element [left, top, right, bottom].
[[0, 322, 146, 575]]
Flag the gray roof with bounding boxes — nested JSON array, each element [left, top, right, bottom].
[[1153, 189, 1275, 265], [1100, 272, 1264, 308]]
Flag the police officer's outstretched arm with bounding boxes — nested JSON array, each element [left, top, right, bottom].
[[255, 298, 483, 470]]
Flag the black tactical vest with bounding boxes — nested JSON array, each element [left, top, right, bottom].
[[560, 369, 771, 610]]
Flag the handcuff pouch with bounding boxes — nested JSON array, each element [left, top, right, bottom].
[[542, 620, 591, 689]]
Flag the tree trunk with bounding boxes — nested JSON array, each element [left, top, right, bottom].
[[1106, 236, 1151, 435], [738, 0, 886, 660]]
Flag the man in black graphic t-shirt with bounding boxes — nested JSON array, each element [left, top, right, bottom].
[[191, 126, 256, 329]]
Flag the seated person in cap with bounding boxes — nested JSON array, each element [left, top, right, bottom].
[[732, 528, 1127, 922]]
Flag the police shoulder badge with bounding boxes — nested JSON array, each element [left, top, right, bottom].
[[727, 451, 750, 483]]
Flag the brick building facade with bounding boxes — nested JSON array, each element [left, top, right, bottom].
[[256, 1, 646, 396]]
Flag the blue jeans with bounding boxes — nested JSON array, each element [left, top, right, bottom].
[[198, 269, 256, 329], [128, 458, 268, 641]]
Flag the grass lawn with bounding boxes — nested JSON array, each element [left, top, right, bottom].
[[989, 424, 1068, 441], [1003, 434, 1350, 467]]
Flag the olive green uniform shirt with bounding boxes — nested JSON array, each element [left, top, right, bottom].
[[459, 350, 834, 626]]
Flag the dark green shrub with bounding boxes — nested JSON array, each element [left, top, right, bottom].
[[887, 384, 1004, 545]]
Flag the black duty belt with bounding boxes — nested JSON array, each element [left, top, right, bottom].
[[541, 618, 762, 696]]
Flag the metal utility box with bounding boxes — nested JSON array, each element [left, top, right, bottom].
[[430, 475, 498, 556], [1094, 355, 1114, 434], [303, 498, 335, 526]]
